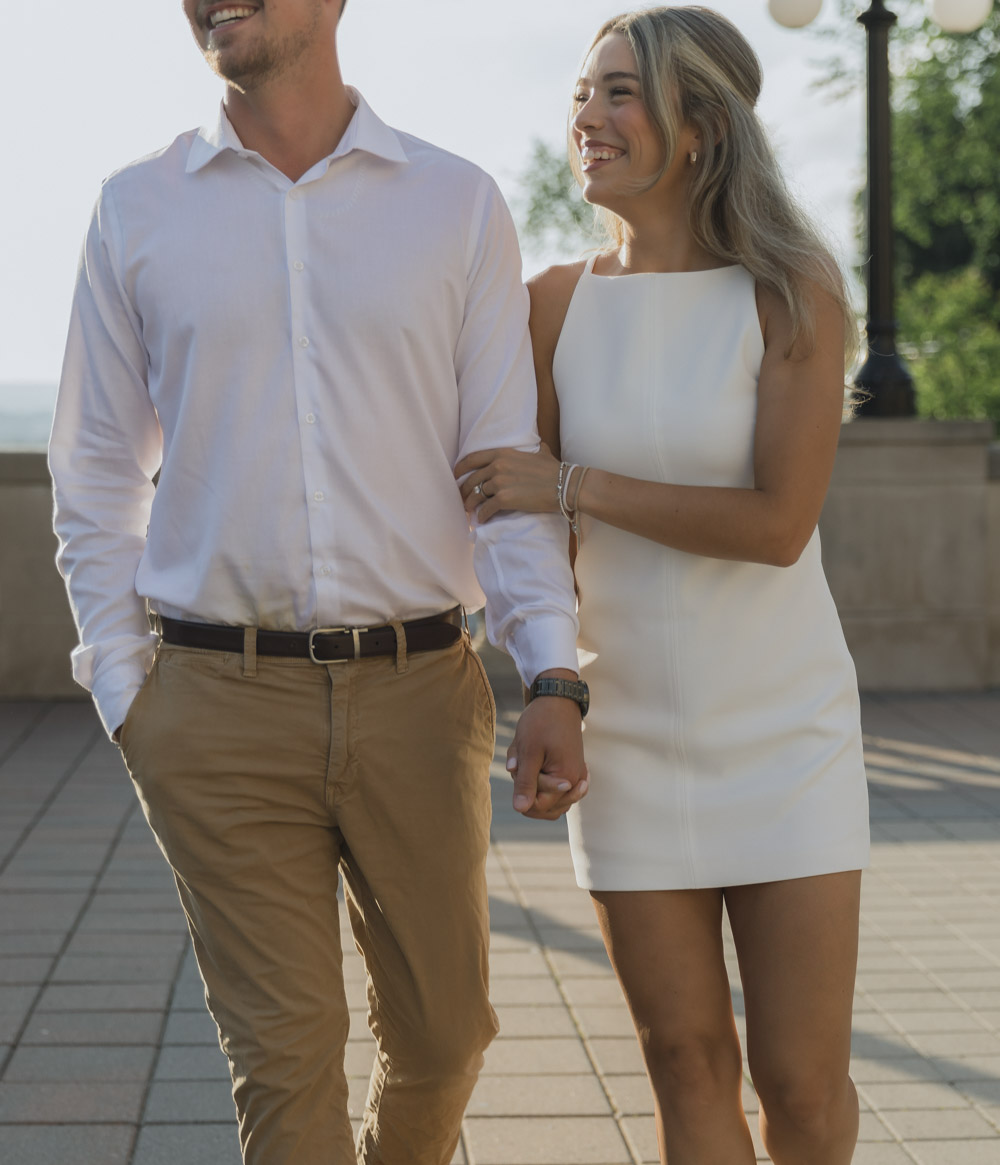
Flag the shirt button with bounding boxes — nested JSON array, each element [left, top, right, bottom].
[[319, 565, 332, 577], [293, 260, 305, 272], [299, 337, 310, 348], [289, 189, 300, 200], [305, 413, 316, 424], [313, 491, 325, 502]]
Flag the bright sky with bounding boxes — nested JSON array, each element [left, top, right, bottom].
[[0, 0, 862, 386]]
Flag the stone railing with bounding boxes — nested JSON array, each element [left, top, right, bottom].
[[821, 419, 998, 690], [2, 417, 998, 699], [1, 450, 81, 698]]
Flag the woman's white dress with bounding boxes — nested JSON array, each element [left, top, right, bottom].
[[557, 259, 870, 890]]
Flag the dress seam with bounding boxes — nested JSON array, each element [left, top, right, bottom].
[[648, 284, 697, 888], [665, 552, 696, 887]]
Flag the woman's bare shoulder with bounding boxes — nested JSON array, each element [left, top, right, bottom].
[[528, 259, 589, 307], [527, 260, 589, 353], [755, 273, 845, 364]]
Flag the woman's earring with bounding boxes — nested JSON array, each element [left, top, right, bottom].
[[689, 150, 698, 164]]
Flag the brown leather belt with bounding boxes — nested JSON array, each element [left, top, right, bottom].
[[159, 607, 464, 663]]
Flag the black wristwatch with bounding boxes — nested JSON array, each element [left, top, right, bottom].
[[528, 676, 590, 719]]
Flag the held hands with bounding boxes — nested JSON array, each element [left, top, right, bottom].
[[507, 672, 589, 820], [456, 449, 589, 817], [455, 444, 562, 522]]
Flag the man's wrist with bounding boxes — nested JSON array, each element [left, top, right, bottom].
[[527, 674, 590, 719], [522, 667, 579, 711]]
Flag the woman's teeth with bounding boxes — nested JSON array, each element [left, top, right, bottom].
[[581, 148, 624, 163]]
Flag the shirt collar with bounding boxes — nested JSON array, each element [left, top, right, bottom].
[[186, 87, 409, 174]]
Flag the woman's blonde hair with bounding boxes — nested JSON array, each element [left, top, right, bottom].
[[571, 6, 857, 360]]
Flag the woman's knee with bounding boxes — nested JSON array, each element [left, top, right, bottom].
[[641, 1028, 743, 1104], [752, 1063, 855, 1139]]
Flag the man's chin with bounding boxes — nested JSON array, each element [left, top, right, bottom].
[[204, 48, 268, 89]]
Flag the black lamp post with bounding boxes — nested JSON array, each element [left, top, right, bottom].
[[768, 0, 992, 417], [854, 0, 915, 416]]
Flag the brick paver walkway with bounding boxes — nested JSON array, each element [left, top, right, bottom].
[[1, 652, 998, 1164]]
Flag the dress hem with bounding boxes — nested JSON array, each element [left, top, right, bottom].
[[573, 838, 871, 892]]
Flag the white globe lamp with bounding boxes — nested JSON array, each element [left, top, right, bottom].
[[931, 0, 993, 31], [768, 0, 824, 27]]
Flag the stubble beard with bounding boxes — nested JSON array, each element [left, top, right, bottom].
[[202, 6, 322, 92]]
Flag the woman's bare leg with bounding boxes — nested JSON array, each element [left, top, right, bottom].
[[725, 871, 862, 1165], [591, 889, 757, 1165]]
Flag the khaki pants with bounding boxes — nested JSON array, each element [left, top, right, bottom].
[[119, 630, 499, 1164]]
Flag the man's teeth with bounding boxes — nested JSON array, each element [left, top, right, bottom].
[[210, 7, 256, 28], [581, 148, 624, 162]]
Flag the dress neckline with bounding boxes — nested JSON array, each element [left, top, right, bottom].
[[584, 253, 741, 279]]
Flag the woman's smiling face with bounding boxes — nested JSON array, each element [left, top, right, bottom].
[[572, 33, 694, 213]]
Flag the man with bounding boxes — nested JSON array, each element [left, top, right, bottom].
[[49, 1, 589, 1162]]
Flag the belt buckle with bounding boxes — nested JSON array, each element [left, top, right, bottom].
[[308, 626, 367, 664]]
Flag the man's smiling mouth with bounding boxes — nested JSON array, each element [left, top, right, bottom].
[[208, 6, 258, 31]]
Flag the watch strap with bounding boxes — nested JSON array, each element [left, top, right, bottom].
[[528, 676, 590, 718]]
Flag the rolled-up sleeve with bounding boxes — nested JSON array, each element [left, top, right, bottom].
[[454, 177, 579, 684], [48, 181, 162, 737]]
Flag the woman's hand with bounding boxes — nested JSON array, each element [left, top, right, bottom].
[[455, 443, 563, 522]]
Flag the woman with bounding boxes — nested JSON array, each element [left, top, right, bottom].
[[457, 8, 869, 1164]]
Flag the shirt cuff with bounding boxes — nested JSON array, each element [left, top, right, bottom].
[[504, 613, 580, 688], [89, 654, 154, 741]]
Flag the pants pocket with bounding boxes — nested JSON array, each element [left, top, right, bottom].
[[464, 639, 497, 737], [118, 651, 160, 756]]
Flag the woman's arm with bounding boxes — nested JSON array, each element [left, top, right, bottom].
[[457, 279, 847, 568], [530, 264, 585, 457], [455, 262, 581, 513]]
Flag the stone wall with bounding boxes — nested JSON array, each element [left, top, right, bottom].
[[2, 419, 999, 698], [989, 443, 1000, 688], [0, 451, 80, 698], [820, 419, 996, 691]]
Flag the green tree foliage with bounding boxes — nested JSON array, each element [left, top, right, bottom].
[[513, 140, 596, 257], [895, 11, 1000, 420], [892, 16, 1000, 289], [898, 268, 1000, 419]]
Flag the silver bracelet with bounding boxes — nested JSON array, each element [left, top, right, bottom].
[[570, 465, 589, 514], [568, 465, 590, 543], [557, 461, 573, 522], [563, 464, 580, 518]]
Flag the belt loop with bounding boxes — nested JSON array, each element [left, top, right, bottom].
[[390, 620, 409, 675], [243, 627, 258, 679]]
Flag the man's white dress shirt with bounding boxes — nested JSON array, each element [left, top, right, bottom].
[[50, 91, 579, 736]]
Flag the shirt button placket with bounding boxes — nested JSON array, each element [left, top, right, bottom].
[[287, 185, 328, 595]]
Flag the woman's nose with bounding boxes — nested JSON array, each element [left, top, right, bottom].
[[573, 96, 602, 133]]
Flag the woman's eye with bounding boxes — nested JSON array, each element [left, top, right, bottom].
[[572, 92, 588, 104], [610, 87, 634, 98]]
